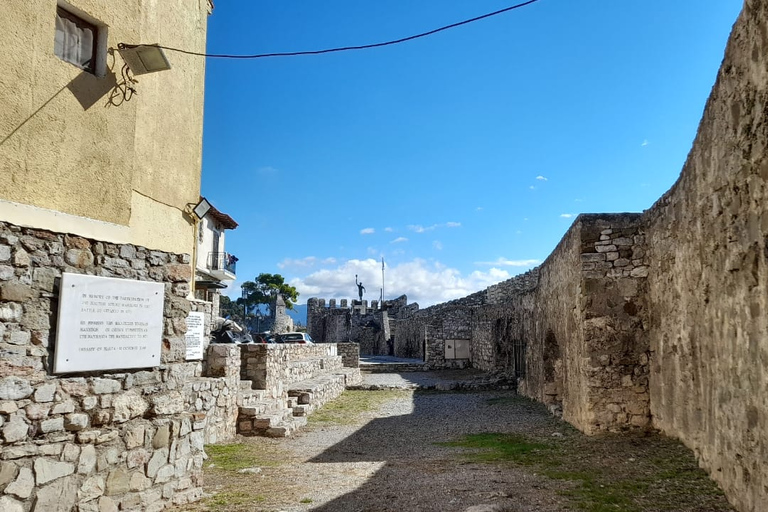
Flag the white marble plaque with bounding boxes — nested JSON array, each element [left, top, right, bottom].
[[54, 273, 165, 373], [185, 312, 205, 361]]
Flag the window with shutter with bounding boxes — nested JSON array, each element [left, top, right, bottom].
[[54, 6, 98, 74]]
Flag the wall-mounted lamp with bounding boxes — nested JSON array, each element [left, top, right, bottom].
[[192, 198, 212, 220], [117, 44, 171, 75]]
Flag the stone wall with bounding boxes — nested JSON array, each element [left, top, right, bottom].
[[307, 298, 397, 356], [239, 344, 342, 400], [402, 214, 650, 431], [641, 1, 768, 509], [336, 343, 360, 368], [0, 222, 240, 511]]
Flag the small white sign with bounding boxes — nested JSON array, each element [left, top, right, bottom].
[[54, 273, 165, 373], [185, 312, 205, 361]]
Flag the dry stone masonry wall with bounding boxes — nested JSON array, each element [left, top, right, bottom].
[[0, 222, 241, 511]]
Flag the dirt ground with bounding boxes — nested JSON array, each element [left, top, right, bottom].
[[176, 374, 735, 512]]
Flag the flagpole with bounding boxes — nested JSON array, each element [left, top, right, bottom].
[[381, 256, 385, 303]]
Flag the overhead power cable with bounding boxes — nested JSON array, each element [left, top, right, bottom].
[[120, 0, 542, 59]]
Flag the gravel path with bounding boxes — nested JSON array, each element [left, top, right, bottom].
[[188, 371, 734, 512], [192, 371, 571, 512]]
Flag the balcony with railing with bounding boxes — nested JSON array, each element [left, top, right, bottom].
[[206, 252, 237, 281]]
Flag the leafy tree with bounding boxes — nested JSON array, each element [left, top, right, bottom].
[[219, 295, 244, 322], [237, 273, 299, 314]]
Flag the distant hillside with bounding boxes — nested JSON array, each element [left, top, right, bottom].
[[286, 304, 307, 327]]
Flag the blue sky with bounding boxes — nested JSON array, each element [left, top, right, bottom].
[[201, 0, 742, 307]]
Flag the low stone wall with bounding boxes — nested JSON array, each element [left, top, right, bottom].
[[239, 344, 341, 399], [336, 343, 359, 368], [0, 222, 240, 511]]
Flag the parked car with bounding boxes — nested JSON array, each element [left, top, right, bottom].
[[277, 332, 314, 344]]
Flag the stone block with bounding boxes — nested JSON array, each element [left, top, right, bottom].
[[78, 445, 97, 475], [52, 400, 75, 415], [98, 496, 119, 512], [130, 471, 152, 491], [62, 443, 80, 463], [40, 417, 65, 433], [125, 425, 146, 450], [78, 475, 105, 503], [0, 497, 24, 512], [154, 464, 175, 483], [7, 331, 30, 346], [64, 248, 94, 268], [0, 303, 23, 322], [112, 393, 149, 423], [0, 377, 32, 400], [105, 468, 130, 496], [34, 458, 75, 485], [65, 413, 89, 431], [595, 244, 618, 253], [5, 467, 33, 499], [166, 263, 192, 282], [91, 379, 121, 395], [146, 448, 169, 479], [12, 249, 30, 267], [0, 461, 18, 487], [119, 245, 136, 259], [34, 382, 56, 403], [0, 283, 33, 302]]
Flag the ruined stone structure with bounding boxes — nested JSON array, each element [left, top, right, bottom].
[[399, 2, 768, 510], [306, 295, 420, 357]]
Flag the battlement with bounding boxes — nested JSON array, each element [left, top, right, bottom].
[[307, 297, 381, 312]]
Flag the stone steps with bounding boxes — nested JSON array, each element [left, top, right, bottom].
[[236, 350, 362, 438], [359, 363, 429, 373]]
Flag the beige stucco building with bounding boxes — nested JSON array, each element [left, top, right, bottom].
[[0, 0, 213, 256]]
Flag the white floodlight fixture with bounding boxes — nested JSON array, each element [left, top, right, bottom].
[[117, 44, 171, 75], [193, 198, 212, 220]]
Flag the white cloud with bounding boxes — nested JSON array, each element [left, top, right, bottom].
[[474, 258, 540, 267], [536, 175, 548, 181], [360, 227, 375, 235], [433, 241, 443, 250], [560, 213, 576, 219], [321, 257, 337, 265], [290, 258, 517, 307], [391, 237, 408, 244], [476, 207, 483, 211], [408, 222, 461, 233], [277, 256, 317, 269], [641, 139, 650, 147], [529, 186, 536, 190], [408, 224, 431, 233], [384, 227, 394, 232]]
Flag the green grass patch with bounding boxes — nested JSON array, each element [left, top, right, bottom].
[[299, 498, 313, 504], [438, 432, 732, 512], [309, 389, 410, 426], [437, 433, 554, 464], [205, 443, 282, 472], [205, 491, 266, 511]]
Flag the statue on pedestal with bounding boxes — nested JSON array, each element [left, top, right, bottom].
[[355, 274, 365, 302]]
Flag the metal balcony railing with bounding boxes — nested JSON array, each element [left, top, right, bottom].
[[207, 252, 237, 277]]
